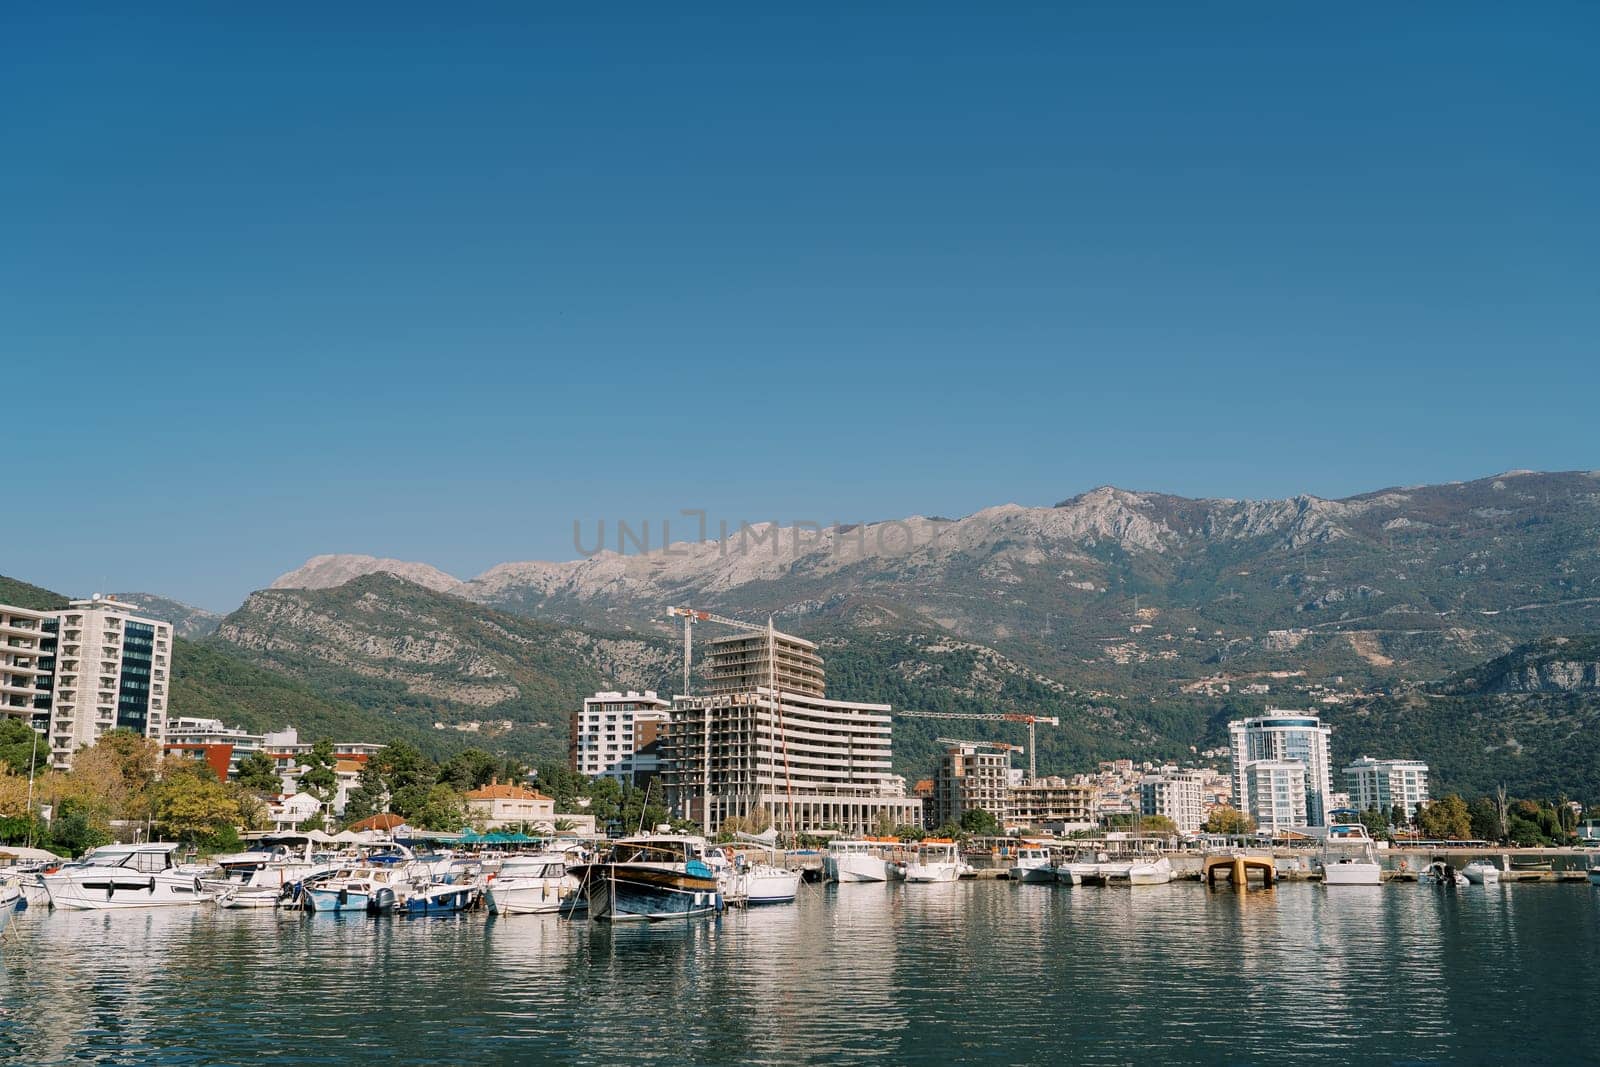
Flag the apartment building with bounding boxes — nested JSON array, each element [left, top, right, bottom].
[[0, 603, 56, 732], [1344, 756, 1430, 820], [930, 742, 1012, 829], [163, 716, 268, 780], [1242, 759, 1311, 834], [46, 596, 172, 769], [570, 690, 673, 784], [1006, 775, 1099, 830], [1138, 768, 1206, 835]]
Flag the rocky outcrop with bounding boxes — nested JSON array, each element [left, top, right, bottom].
[[271, 554, 466, 595]]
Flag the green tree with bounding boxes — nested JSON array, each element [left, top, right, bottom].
[[155, 767, 242, 844], [49, 797, 112, 856], [893, 824, 926, 841], [620, 784, 669, 836], [1202, 805, 1256, 835], [411, 784, 465, 831], [438, 749, 523, 792], [534, 761, 587, 811], [298, 739, 338, 803], [585, 777, 623, 826], [235, 751, 281, 794], [959, 808, 1001, 837], [1416, 794, 1473, 839], [0, 718, 47, 776], [1359, 808, 1392, 842], [1389, 803, 1409, 830], [1468, 796, 1503, 842]]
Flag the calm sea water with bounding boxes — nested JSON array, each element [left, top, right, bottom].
[[3, 881, 1598, 1065]]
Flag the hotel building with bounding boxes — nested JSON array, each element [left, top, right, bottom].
[[1, 603, 56, 732], [1229, 711, 1334, 829], [43, 596, 172, 769], [1139, 768, 1207, 835]]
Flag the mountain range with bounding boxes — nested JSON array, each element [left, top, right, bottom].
[[9, 469, 1600, 797]]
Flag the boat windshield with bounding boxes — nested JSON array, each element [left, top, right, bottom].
[[612, 842, 688, 864]]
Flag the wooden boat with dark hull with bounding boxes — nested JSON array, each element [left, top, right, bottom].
[[573, 835, 723, 922]]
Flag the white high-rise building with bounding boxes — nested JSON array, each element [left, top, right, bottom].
[[1139, 768, 1207, 834], [1242, 760, 1311, 833], [46, 596, 172, 769], [571, 690, 673, 784], [0, 603, 56, 732], [1344, 756, 1430, 821], [1229, 711, 1334, 829]]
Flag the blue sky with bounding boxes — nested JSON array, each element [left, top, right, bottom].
[[4, 5, 1596, 611]]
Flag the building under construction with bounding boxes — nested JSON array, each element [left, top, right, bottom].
[[662, 625, 923, 835]]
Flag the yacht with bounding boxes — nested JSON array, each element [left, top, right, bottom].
[[899, 840, 963, 883], [1319, 825, 1383, 887], [42, 843, 213, 911], [1127, 855, 1175, 886], [1462, 859, 1502, 886], [210, 838, 333, 908], [486, 853, 581, 915], [1009, 846, 1055, 884], [823, 839, 895, 883], [571, 835, 723, 922]]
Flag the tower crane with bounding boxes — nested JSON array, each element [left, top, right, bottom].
[[934, 737, 1024, 753], [665, 606, 771, 696], [897, 711, 1061, 780]]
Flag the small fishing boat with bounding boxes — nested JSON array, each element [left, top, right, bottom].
[[1009, 846, 1055, 884], [302, 867, 410, 914], [823, 839, 896, 883], [1510, 856, 1553, 873], [1319, 825, 1382, 887], [393, 881, 479, 915], [1462, 859, 1502, 886]]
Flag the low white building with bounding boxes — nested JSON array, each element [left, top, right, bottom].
[[1344, 757, 1430, 821], [465, 782, 556, 830], [269, 791, 324, 830]]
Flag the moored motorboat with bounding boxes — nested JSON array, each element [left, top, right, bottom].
[[41, 843, 213, 911], [1420, 859, 1468, 887], [1462, 859, 1502, 886], [302, 866, 410, 914], [1009, 846, 1055, 884], [1127, 856, 1174, 886], [899, 841, 962, 883], [824, 839, 895, 883], [1319, 825, 1382, 887], [572, 835, 723, 922], [486, 853, 580, 915], [730, 861, 802, 905]]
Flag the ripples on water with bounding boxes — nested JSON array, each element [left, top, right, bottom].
[[3, 883, 1597, 1065]]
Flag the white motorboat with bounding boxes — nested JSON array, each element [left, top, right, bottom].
[[899, 841, 962, 883], [1127, 856, 1174, 886], [1462, 859, 1502, 886], [1320, 825, 1383, 887], [1052, 864, 1082, 886], [486, 853, 580, 915], [1420, 859, 1468, 887], [824, 839, 895, 883], [730, 861, 802, 905], [1009, 846, 1055, 884], [42, 843, 213, 911]]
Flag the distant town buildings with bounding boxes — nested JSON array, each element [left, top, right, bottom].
[[570, 690, 672, 784], [662, 626, 922, 835], [1229, 711, 1334, 829], [163, 716, 266, 779], [1344, 756, 1430, 820]]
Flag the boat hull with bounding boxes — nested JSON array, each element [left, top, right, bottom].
[[1462, 864, 1500, 886], [487, 878, 572, 915], [584, 864, 722, 922], [399, 886, 478, 915], [737, 868, 801, 905], [43, 872, 211, 911], [1010, 865, 1056, 884], [826, 854, 891, 883], [1127, 858, 1174, 886], [902, 863, 960, 883], [1322, 862, 1382, 886], [303, 887, 371, 913]]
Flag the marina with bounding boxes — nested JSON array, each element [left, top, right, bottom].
[[4, 873, 1599, 1065]]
